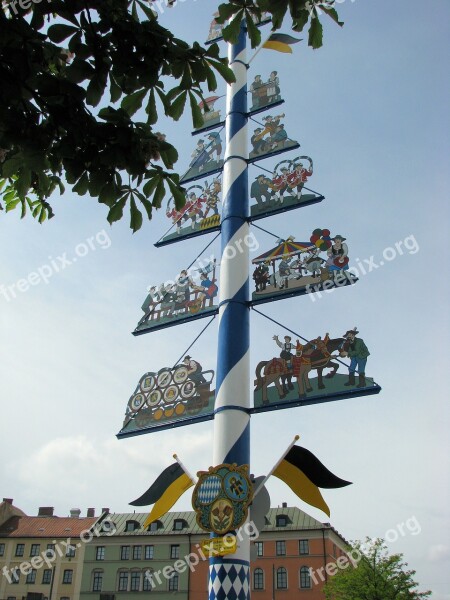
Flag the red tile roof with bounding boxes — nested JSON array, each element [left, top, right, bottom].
[[0, 516, 98, 538]]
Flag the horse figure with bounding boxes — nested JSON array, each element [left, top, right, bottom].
[[254, 337, 348, 404]]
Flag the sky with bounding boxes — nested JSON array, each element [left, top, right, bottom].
[[1, 0, 449, 597]]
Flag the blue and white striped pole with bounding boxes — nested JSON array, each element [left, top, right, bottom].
[[209, 21, 251, 600]]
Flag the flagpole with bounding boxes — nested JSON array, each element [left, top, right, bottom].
[[172, 453, 197, 484], [209, 19, 251, 600], [253, 434, 300, 497], [248, 30, 274, 65]]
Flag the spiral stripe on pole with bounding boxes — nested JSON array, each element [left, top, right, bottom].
[[209, 21, 251, 600]]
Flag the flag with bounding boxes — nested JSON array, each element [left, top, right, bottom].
[[130, 462, 194, 527], [273, 445, 351, 516], [262, 33, 302, 54]]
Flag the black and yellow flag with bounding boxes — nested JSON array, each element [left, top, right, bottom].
[[273, 446, 351, 516], [262, 33, 302, 54], [130, 462, 194, 527]]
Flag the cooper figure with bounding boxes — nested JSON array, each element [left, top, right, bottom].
[[340, 328, 370, 388]]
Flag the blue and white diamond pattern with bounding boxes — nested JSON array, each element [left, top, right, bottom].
[[209, 564, 250, 600], [198, 475, 222, 504]]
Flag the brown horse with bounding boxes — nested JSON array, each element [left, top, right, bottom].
[[254, 337, 348, 404]]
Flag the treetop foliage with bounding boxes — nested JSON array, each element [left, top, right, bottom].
[[0, 0, 342, 230]]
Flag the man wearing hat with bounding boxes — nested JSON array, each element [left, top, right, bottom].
[[250, 74, 264, 109], [273, 334, 295, 373], [340, 328, 370, 388], [251, 174, 272, 209], [251, 128, 267, 155], [272, 166, 290, 203], [288, 162, 313, 200], [326, 234, 350, 279], [183, 355, 206, 385]]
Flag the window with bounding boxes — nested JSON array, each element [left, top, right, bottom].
[[276, 567, 287, 590], [62, 569, 73, 584], [30, 543, 40, 557], [118, 572, 129, 591], [168, 573, 179, 592], [96, 546, 105, 561], [147, 520, 161, 532], [143, 570, 153, 591], [276, 540, 286, 556], [92, 571, 103, 592], [170, 545, 180, 559], [125, 520, 140, 532], [253, 568, 264, 590], [11, 569, 20, 584], [300, 566, 311, 589], [132, 545, 142, 560], [42, 569, 53, 584], [15, 543, 24, 557], [276, 515, 288, 527], [60, 596, 70, 600], [46, 543, 56, 558], [6, 596, 16, 600], [299, 539, 309, 555], [144, 545, 154, 560], [0, 543, 5, 556], [173, 519, 185, 531], [66, 544, 76, 558], [121, 545, 130, 560], [26, 569, 37, 584], [130, 571, 141, 591], [255, 541, 264, 557]]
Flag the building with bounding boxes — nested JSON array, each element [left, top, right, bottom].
[[0, 499, 104, 600], [80, 505, 349, 599]]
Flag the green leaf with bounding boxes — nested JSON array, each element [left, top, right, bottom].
[[5, 199, 20, 212], [16, 169, 31, 200], [136, 193, 153, 220], [145, 88, 158, 125], [47, 24, 79, 43], [66, 59, 95, 84], [208, 60, 235, 85], [121, 89, 147, 117], [320, 6, 344, 27], [221, 12, 244, 44], [153, 178, 165, 208], [167, 178, 186, 211], [245, 12, 261, 48], [308, 12, 323, 49], [39, 206, 47, 224], [107, 197, 128, 225], [109, 74, 122, 103], [86, 75, 107, 107], [73, 172, 89, 195], [130, 197, 143, 232], [168, 91, 187, 121], [188, 91, 204, 129], [143, 177, 159, 198]]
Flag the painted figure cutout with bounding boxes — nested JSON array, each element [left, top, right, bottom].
[[136, 261, 218, 333], [120, 358, 216, 435], [160, 179, 221, 244], [181, 132, 224, 183], [250, 71, 282, 112], [251, 230, 357, 304], [249, 114, 298, 161], [194, 96, 222, 132], [250, 156, 321, 219], [253, 330, 378, 410]]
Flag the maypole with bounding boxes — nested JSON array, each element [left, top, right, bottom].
[[209, 20, 251, 599]]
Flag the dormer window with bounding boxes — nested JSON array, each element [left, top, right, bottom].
[[276, 515, 289, 527], [125, 520, 140, 532], [147, 520, 162, 532], [173, 519, 186, 531]]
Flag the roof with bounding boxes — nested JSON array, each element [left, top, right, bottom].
[[0, 516, 98, 539], [101, 506, 348, 545]]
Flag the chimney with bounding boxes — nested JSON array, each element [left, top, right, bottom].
[[282, 502, 287, 508], [87, 508, 95, 518], [3, 498, 13, 505], [101, 508, 110, 515], [70, 509, 81, 518], [38, 507, 54, 517]]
